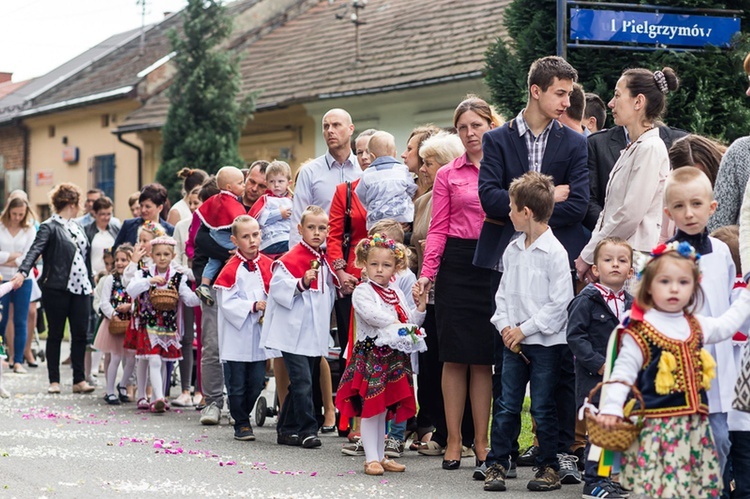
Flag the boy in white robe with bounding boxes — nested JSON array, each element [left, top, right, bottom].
[[214, 215, 277, 441], [260, 205, 339, 449]]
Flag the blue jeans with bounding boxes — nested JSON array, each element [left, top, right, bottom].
[[0, 279, 32, 365], [487, 343, 564, 471], [730, 431, 750, 499], [388, 419, 406, 441], [277, 352, 319, 438], [223, 360, 266, 431]]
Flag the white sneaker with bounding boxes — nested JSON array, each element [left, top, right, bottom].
[[172, 393, 194, 407], [0, 386, 10, 398], [200, 402, 221, 425]]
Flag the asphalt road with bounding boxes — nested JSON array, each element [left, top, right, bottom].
[[0, 345, 583, 498]]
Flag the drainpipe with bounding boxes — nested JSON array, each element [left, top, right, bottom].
[[20, 122, 29, 193], [115, 132, 143, 189]]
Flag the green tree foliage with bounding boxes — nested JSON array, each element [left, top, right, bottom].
[[158, 0, 255, 201], [485, 0, 750, 143]]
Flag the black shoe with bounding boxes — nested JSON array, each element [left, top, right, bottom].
[[483, 463, 507, 492], [116, 384, 131, 403], [301, 434, 321, 448], [320, 425, 336, 433], [506, 460, 517, 479], [517, 445, 539, 466], [234, 426, 256, 441], [442, 459, 460, 470], [573, 447, 586, 471], [277, 433, 301, 446], [104, 393, 121, 405], [527, 465, 561, 491]]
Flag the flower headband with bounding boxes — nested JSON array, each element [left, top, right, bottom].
[[150, 236, 177, 247], [363, 233, 405, 260], [635, 241, 700, 279], [140, 220, 166, 237]]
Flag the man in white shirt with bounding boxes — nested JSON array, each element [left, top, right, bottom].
[[289, 108, 360, 246]]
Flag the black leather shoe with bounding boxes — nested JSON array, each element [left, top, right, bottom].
[[277, 433, 301, 446], [320, 425, 336, 433], [442, 459, 461, 470]]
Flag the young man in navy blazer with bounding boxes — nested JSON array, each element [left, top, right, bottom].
[[476, 56, 589, 492]]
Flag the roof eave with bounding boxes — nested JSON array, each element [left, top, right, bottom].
[[19, 86, 135, 119]]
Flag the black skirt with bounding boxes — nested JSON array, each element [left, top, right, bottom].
[[434, 238, 495, 365]]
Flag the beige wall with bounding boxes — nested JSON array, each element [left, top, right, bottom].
[[25, 99, 143, 221]]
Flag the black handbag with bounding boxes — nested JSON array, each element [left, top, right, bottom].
[[342, 181, 353, 263]]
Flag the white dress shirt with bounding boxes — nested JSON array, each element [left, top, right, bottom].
[[0, 222, 36, 280], [289, 151, 360, 246], [491, 228, 573, 346]]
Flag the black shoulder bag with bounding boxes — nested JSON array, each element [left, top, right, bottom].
[[342, 181, 353, 263]]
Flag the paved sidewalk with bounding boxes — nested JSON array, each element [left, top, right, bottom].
[[0, 346, 583, 498]]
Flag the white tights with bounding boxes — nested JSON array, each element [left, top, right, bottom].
[[136, 356, 167, 401], [360, 411, 386, 463], [106, 352, 135, 396]]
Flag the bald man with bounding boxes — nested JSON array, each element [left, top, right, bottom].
[[289, 108, 360, 246]]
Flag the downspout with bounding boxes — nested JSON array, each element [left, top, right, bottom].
[[115, 132, 143, 189], [20, 122, 29, 193]]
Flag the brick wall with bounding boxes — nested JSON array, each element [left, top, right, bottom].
[[0, 124, 25, 171]]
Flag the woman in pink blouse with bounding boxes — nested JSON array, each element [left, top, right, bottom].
[[414, 96, 502, 472]]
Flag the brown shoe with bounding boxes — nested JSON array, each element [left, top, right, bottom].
[[72, 381, 95, 394], [380, 458, 406, 472], [364, 460, 384, 476]]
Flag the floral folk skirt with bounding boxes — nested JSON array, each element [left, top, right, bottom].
[[620, 413, 722, 499], [123, 321, 182, 360], [336, 337, 416, 421]]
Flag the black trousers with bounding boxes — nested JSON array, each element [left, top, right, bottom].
[[43, 288, 91, 384]]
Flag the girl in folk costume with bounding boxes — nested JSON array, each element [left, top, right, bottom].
[[260, 205, 339, 449], [93, 244, 136, 405], [336, 234, 427, 476], [124, 236, 200, 413], [595, 242, 750, 499]]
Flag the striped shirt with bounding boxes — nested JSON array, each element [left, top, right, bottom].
[[514, 110, 554, 172]]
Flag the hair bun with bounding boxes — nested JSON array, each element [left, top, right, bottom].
[[661, 67, 679, 93], [177, 167, 193, 179]]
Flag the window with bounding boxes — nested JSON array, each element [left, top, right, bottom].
[[101, 114, 110, 128], [92, 154, 115, 202], [48, 125, 55, 138]]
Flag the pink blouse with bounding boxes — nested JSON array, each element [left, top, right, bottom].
[[420, 153, 486, 281]]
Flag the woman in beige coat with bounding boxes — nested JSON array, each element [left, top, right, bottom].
[[575, 67, 679, 281]]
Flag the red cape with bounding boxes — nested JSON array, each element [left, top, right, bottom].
[[273, 242, 339, 291], [214, 252, 273, 294], [196, 191, 247, 230], [248, 190, 291, 220]]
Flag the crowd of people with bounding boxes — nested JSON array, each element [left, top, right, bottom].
[[1, 53, 750, 499]]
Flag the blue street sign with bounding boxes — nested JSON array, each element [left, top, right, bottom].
[[570, 8, 740, 48]]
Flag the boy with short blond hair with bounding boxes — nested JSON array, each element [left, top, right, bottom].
[[214, 215, 276, 441], [664, 166, 750, 487], [485, 171, 574, 492], [567, 237, 634, 497], [249, 160, 294, 256], [260, 205, 339, 449]]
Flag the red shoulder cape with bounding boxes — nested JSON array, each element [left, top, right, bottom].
[[214, 253, 273, 294], [196, 191, 248, 230], [273, 242, 339, 291]]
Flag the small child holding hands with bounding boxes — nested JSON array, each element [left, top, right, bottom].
[[249, 160, 294, 257], [566, 237, 634, 496], [213, 215, 278, 441], [93, 244, 136, 405], [337, 233, 427, 476], [596, 242, 750, 499], [195, 166, 248, 305]]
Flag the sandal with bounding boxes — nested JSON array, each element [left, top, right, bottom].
[[137, 398, 150, 410], [417, 440, 446, 456]]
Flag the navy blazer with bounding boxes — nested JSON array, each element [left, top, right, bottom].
[[474, 118, 589, 269], [113, 217, 175, 249], [566, 283, 633, 406]]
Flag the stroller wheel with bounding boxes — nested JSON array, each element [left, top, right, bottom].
[[37, 350, 46, 362], [255, 396, 267, 427]]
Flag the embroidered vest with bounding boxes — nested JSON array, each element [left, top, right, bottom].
[[110, 274, 132, 320], [623, 318, 709, 418]]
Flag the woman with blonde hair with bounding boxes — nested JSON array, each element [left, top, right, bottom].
[[0, 195, 37, 373]]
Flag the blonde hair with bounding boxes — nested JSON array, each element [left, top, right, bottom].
[[231, 214, 259, 236], [368, 219, 404, 243], [453, 94, 503, 128], [592, 237, 633, 267], [664, 166, 714, 203], [137, 221, 166, 239], [266, 160, 292, 181], [0, 197, 34, 228], [354, 234, 408, 274], [299, 205, 328, 225]]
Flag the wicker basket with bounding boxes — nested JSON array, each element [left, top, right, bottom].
[[109, 316, 129, 335], [149, 288, 179, 311], [585, 380, 645, 452]]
